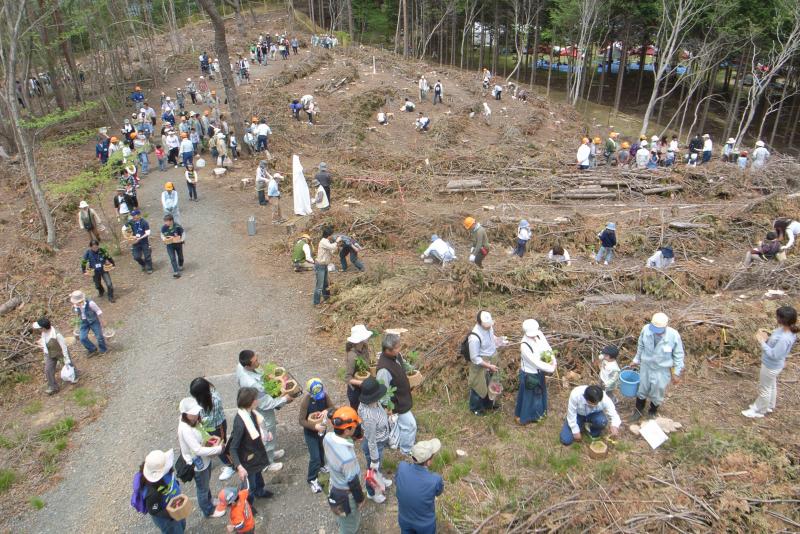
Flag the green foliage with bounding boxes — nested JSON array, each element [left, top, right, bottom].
[[377, 379, 397, 411], [547, 448, 581, 474], [23, 400, 43, 415], [447, 460, 472, 483], [0, 470, 16, 493], [72, 387, 97, 407], [0, 435, 16, 449], [53, 438, 68, 452], [29, 497, 45, 510], [431, 448, 455, 472], [43, 129, 96, 149], [39, 417, 76, 442], [20, 101, 100, 130], [666, 425, 777, 465], [13, 373, 33, 384]]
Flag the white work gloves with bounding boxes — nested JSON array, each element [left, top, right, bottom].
[[369, 461, 380, 470], [469, 255, 476, 263]]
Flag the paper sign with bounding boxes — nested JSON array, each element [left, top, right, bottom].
[[639, 420, 669, 449]]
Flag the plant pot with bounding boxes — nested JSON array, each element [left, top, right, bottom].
[[369, 366, 377, 377], [308, 411, 325, 424], [104, 328, 115, 339], [166, 495, 193, 520], [487, 381, 503, 401], [269, 366, 286, 380], [73, 329, 80, 337], [281, 379, 301, 398], [407, 370, 424, 389], [354, 371, 370, 381], [588, 441, 608, 459], [103, 263, 115, 272], [206, 436, 221, 447]]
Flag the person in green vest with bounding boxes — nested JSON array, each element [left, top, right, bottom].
[[32, 317, 76, 395], [292, 234, 315, 272]]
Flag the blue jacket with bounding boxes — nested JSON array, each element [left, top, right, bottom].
[[598, 229, 616, 248], [82, 249, 114, 273], [396, 462, 444, 531], [131, 91, 144, 104], [633, 325, 685, 376]]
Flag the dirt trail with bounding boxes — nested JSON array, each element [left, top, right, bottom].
[[11, 52, 386, 534]]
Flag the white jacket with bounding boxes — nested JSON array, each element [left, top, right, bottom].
[[177, 420, 222, 471], [566, 386, 621, 434], [576, 144, 591, 166], [520, 334, 556, 375]]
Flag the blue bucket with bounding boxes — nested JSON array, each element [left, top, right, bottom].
[[619, 367, 640, 398]]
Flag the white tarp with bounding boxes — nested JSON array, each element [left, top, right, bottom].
[[292, 154, 312, 216]]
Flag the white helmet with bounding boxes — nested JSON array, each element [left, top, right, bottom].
[[186, 78, 191, 82]]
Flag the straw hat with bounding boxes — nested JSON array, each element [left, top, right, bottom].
[[756, 140, 765, 147], [69, 290, 86, 305], [726, 138, 735, 144], [347, 324, 372, 344]]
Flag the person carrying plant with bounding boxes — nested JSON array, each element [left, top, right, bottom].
[[630, 312, 685, 421], [595, 222, 616, 265], [515, 319, 556, 425], [395, 439, 445, 534], [467, 311, 506, 416], [376, 333, 417, 454], [32, 317, 76, 395], [298, 378, 334, 494], [313, 226, 337, 305], [160, 214, 185, 279], [559, 385, 621, 446], [358, 377, 392, 503], [235, 350, 293, 469], [139, 449, 186, 533], [344, 324, 374, 408], [227, 387, 276, 513], [70, 290, 108, 356], [323, 406, 366, 534], [177, 397, 224, 517], [126, 210, 153, 274], [81, 239, 115, 302]]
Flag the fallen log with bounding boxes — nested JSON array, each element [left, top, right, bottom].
[[0, 298, 21, 316], [551, 192, 618, 199], [446, 179, 482, 190], [669, 221, 711, 230], [641, 185, 683, 194], [582, 294, 637, 306]]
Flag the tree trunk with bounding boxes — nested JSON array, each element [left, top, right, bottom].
[[769, 64, 793, 146], [698, 63, 719, 135], [36, 0, 68, 110], [613, 24, 629, 114], [636, 34, 647, 104], [788, 94, 799, 147], [491, 0, 499, 74], [346, 0, 354, 41], [403, 0, 409, 57], [723, 48, 747, 141], [52, 1, 83, 103], [530, 11, 539, 86], [597, 43, 608, 104], [197, 0, 245, 142], [478, 10, 485, 71]]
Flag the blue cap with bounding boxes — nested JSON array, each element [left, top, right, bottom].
[[519, 220, 530, 229], [606, 222, 616, 231], [131, 209, 141, 216], [306, 379, 325, 400], [431, 234, 439, 242]]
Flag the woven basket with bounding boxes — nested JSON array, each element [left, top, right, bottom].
[[308, 411, 325, 424], [166, 495, 193, 520], [407, 370, 424, 389], [354, 371, 370, 381], [281, 379, 301, 397]]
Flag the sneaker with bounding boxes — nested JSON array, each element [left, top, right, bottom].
[[273, 449, 285, 460], [309, 479, 323, 493], [741, 408, 764, 419], [173, 272, 181, 278], [767, 408, 774, 413], [45, 388, 58, 395], [219, 465, 235, 481], [603, 261, 609, 265], [367, 493, 386, 504], [629, 410, 642, 423], [255, 489, 274, 499], [377, 472, 392, 488], [266, 462, 283, 472], [319, 466, 329, 474]]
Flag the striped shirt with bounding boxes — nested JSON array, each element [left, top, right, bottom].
[[200, 389, 226, 429], [323, 433, 360, 490], [358, 403, 389, 461]]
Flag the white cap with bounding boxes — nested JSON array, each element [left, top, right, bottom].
[[479, 311, 493, 328], [640, 140, 648, 147], [179, 396, 202, 416], [522, 319, 540, 337], [411, 438, 441, 463], [142, 449, 175, 483], [79, 200, 89, 209], [756, 140, 765, 147]]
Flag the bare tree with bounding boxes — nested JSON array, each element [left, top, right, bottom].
[[460, 0, 482, 69], [639, 0, 713, 135], [197, 0, 246, 143], [0, 0, 57, 246], [506, 0, 539, 81]]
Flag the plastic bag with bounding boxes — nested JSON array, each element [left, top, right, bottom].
[[195, 158, 206, 168], [365, 468, 385, 493], [61, 363, 77, 383], [388, 414, 400, 449]]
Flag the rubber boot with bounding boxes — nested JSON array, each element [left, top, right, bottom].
[[630, 398, 646, 422], [648, 402, 659, 419]]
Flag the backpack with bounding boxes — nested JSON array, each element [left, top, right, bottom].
[[459, 332, 480, 362], [131, 472, 147, 514]]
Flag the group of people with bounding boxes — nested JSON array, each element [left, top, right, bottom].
[[311, 34, 339, 49], [133, 335, 443, 534], [578, 131, 772, 170]]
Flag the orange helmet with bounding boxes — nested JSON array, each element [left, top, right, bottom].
[[463, 216, 476, 230], [110, 136, 118, 143], [621, 141, 630, 149], [593, 136, 601, 144], [211, 90, 216, 95], [204, 110, 210, 116], [251, 116, 259, 122], [330, 406, 361, 431], [165, 182, 174, 191], [129, 132, 137, 139], [581, 137, 589, 144]]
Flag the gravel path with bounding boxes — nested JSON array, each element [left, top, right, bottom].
[[14, 62, 386, 533]]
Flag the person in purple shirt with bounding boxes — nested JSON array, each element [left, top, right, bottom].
[[396, 439, 445, 534]]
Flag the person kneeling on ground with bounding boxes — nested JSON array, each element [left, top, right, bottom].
[[292, 234, 315, 272], [559, 385, 620, 446], [744, 231, 781, 266], [377, 110, 393, 125], [421, 234, 456, 264], [547, 242, 571, 266], [401, 98, 416, 112], [646, 246, 674, 269], [415, 113, 430, 132]]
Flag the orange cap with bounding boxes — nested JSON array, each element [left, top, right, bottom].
[[204, 110, 210, 116], [593, 137, 601, 144], [165, 182, 174, 191], [621, 141, 630, 149], [130, 132, 137, 139], [582, 137, 589, 144], [110, 136, 118, 143]]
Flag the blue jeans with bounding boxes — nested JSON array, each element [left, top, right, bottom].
[[559, 411, 608, 445], [166, 243, 184, 273], [158, 158, 166, 171], [361, 438, 387, 496], [513, 239, 527, 257], [313, 264, 330, 305], [400, 521, 436, 534], [304, 430, 325, 481], [702, 150, 711, 163], [397, 411, 416, 455], [151, 514, 185, 534], [246, 470, 267, 505], [339, 246, 364, 271], [469, 388, 494, 413], [79, 320, 106, 353], [181, 151, 193, 167], [138, 152, 149, 174], [595, 246, 614, 263], [257, 135, 268, 151], [132, 240, 153, 271], [194, 463, 214, 517]]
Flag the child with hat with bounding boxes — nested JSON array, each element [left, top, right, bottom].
[[513, 220, 531, 258], [595, 222, 617, 265], [298, 378, 334, 494], [595, 346, 621, 402], [213, 482, 255, 533]]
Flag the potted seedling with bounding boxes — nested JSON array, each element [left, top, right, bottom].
[[540, 349, 557, 364], [263, 376, 283, 398], [166, 494, 193, 520], [281, 378, 302, 398], [354, 357, 371, 381], [308, 411, 326, 425], [71, 316, 81, 337], [488, 369, 503, 401], [262, 363, 286, 382], [198, 421, 221, 447], [403, 350, 424, 388], [585, 424, 608, 459], [378, 380, 397, 411]]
